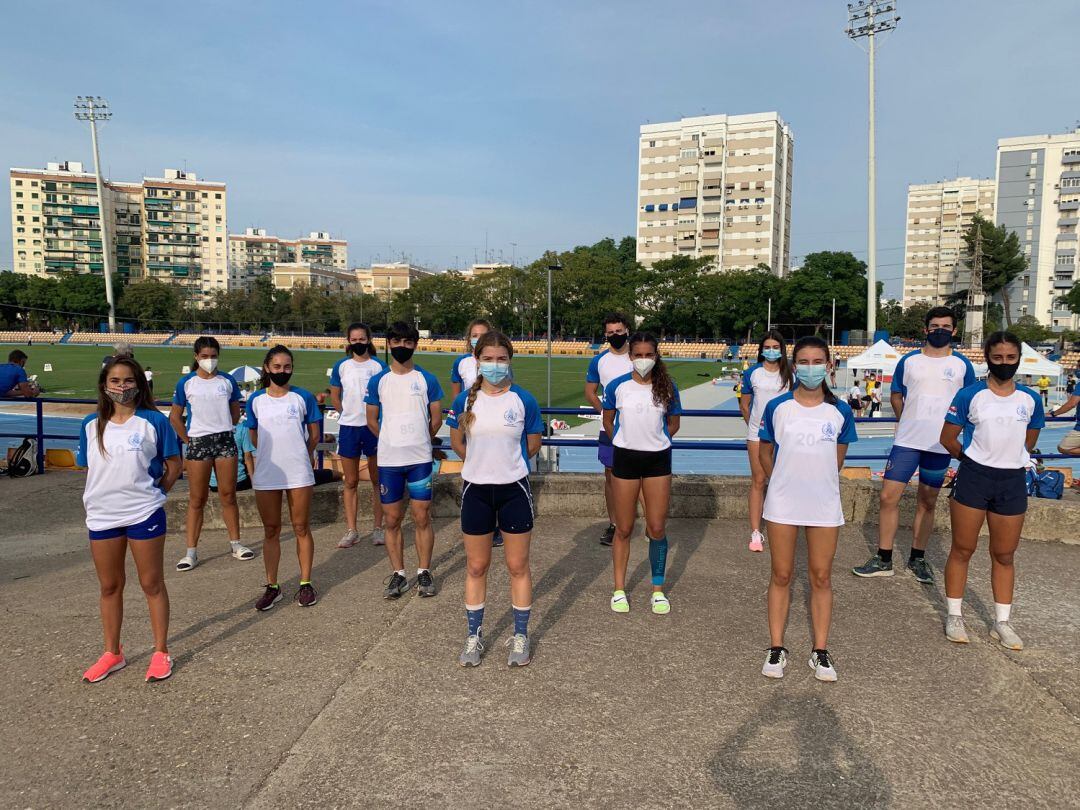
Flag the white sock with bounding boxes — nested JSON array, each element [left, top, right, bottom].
[[395, 569, 406, 578], [995, 602, 1012, 623], [946, 597, 963, 617], [229, 540, 242, 549], [185, 548, 198, 559], [417, 567, 429, 575]]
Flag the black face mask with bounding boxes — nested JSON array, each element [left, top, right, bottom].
[[348, 342, 369, 356], [926, 328, 953, 349], [390, 346, 415, 364], [267, 371, 292, 387], [608, 333, 628, 350], [987, 360, 1020, 382]]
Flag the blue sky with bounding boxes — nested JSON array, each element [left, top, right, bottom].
[[1, 0, 1075, 298]]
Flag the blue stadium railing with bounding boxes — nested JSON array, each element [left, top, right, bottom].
[[1, 398, 1076, 475]]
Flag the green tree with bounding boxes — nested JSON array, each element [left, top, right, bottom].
[[0, 272, 29, 328], [961, 213, 1027, 327], [638, 255, 709, 338], [697, 265, 781, 340], [878, 300, 932, 339], [16, 276, 60, 329], [1007, 314, 1053, 344], [119, 279, 182, 329], [779, 251, 870, 334]]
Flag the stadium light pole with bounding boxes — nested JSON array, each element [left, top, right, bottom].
[[74, 96, 117, 331], [846, 2, 899, 340]]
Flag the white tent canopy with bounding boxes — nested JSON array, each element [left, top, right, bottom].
[[845, 340, 904, 374], [1016, 342, 1063, 378]]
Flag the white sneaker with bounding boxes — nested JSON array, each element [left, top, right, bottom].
[[336, 529, 359, 549], [990, 621, 1024, 650], [809, 650, 838, 682], [762, 647, 787, 679], [371, 527, 386, 546], [749, 530, 764, 552]]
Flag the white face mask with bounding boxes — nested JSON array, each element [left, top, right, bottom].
[[198, 358, 218, 374], [633, 358, 656, 377]]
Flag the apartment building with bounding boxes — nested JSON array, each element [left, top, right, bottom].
[[271, 263, 359, 295], [9, 162, 227, 305], [468, 262, 510, 277], [902, 177, 996, 306], [636, 112, 793, 275], [995, 128, 1080, 330], [228, 228, 347, 290], [355, 262, 432, 298]]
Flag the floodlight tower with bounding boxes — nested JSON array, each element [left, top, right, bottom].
[[845, 1, 899, 340], [74, 96, 117, 330]]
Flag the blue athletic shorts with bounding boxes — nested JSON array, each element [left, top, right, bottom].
[[951, 457, 1027, 516], [378, 461, 434, 504], [883, 445, 951, 489], [338, 424, 378, 459], [461, 478, 534, 535], [88, 507, 167, 541], [597, 430, 614, 468]]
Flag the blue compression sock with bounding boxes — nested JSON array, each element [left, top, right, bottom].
[[466, 603, 485, 636], [512, 604, 531, 636], [648, 536, 669, 586]]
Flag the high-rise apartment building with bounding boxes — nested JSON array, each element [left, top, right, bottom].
[[636, 112, 793, 275], [901, 177, 996, 306], [355, 262, 432, 298], [995, 129, 1080, 330], [228, 228, 347, 290], [9, 162, 227, 305]]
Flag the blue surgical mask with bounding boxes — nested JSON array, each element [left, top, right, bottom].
[[762, 348, 782, 362], [470, 337, 480, 348], [796, 364, 827, 389], [479, 361, 511, 384]]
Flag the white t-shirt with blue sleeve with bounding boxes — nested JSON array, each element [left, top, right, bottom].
[[365, 365, 445, 467], [245, 386, 323, 490], [944, 381, 1045, 469], [742, 363, 790, 442], [586, 349, 634, 396], [601, 373, 683, 452], [447, 384, 543, 484], [891, 350, 976, 453], [759, 393, 858, 527], [172, 371, 242, 437], [451, 354, 479, 390], [77, 408, 180, 532], [329, 355, 387, 427]]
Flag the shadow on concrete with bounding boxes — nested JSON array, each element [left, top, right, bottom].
[[709, 692, 891, 807]]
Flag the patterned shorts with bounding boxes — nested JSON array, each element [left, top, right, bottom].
[[186, 430, 238, 462]]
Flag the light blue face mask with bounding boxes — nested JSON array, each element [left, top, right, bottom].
[[479, 361, 511, 384], [762, 348, 782, 362], [796, 364, 827, 389], [470, 337, 480, 347]]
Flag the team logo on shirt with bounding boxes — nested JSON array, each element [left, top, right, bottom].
[[1016, 405, 1030, 422], [215, 382, 229, 397], [287, 404, 300, 419], [410, 381, 422, 395], [820, 422, 837, 442], [503, 408, 519, 426], [947, 404, 959, 417], [127, 433, 144, 450], [942, 368, 956, 380]]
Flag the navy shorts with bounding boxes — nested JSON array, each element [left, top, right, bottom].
[[338, 424, 378, 459], [379, 461, 434, 504], [883, 444, 952, 489], [461, 478, 534, 535], [598, 430, 614, 468], [612, 446, 672, 480], [951, 458, 1028, 516], [88, 507, 167, 541]]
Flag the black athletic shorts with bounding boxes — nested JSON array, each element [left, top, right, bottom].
[[951, 457, 1028, 516], [185, 430, 238, 462], [460, 478, 534, 535], [612, 446, 672, 480]]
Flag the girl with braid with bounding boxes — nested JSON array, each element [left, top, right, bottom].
[[447, 331, 543, 668], [601, 333, 682, 616]]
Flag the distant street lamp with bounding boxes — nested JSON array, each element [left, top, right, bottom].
[[74, 96, 117, 330]]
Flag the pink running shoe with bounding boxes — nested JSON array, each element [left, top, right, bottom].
[[749, 531, 765, 553], [83, 649, 126, 683], [145, 651, 173, 682]]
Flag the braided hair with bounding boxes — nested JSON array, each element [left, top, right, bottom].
[[628, 332, 675, 410], [458, 330, 514, 435]]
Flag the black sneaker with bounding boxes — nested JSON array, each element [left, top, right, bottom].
[[296, 583, 318, 607], [417, 569, 437, 598], [492, 528, 504, 548], [255, 584, 282, 611], [383, 572, 409, 600], [600, 523, 615, 546]]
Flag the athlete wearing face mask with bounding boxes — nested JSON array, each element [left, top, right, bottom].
[[939, 331, 1044, 652], [452, 319, 492, 398], [169, 336, 249, 572], [854, 306, 975, 587], [585, 313, 634, 546], [330, 322, 388, 550]]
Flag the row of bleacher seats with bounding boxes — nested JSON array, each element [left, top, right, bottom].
[[66, 332, 174, 346], [0, 331, 61, 344], [172, 333, 265, 348]]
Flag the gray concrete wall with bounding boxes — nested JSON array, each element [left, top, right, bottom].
[[166, 474, 1080, 545]]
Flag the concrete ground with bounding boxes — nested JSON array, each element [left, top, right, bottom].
[[1, 474, 1079, 808]]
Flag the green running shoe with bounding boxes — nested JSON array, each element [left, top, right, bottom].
[[610, 590, 629, 613]]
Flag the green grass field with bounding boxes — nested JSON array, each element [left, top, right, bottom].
[[5, 342, 730, 410]]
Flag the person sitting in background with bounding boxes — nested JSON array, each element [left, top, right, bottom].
[[0, 350, 40, 398]]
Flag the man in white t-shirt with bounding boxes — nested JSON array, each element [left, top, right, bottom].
[[584, 312, 634, 546], [853, 307, 975, 584]]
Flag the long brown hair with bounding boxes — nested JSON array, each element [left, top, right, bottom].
[[458, 330, 514, 435], [260, 344, 293, 389], [463, 318, 492, 353], [95, 356, 156, 456], [757, 328, 794, 391], [629, 332, 675, 410]]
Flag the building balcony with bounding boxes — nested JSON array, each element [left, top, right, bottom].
[[1054, 278, 1075, 289], [1063, 153, 1080, 165], [1060, 200, 1080, 211], [1058, 232, 1078, 242]]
